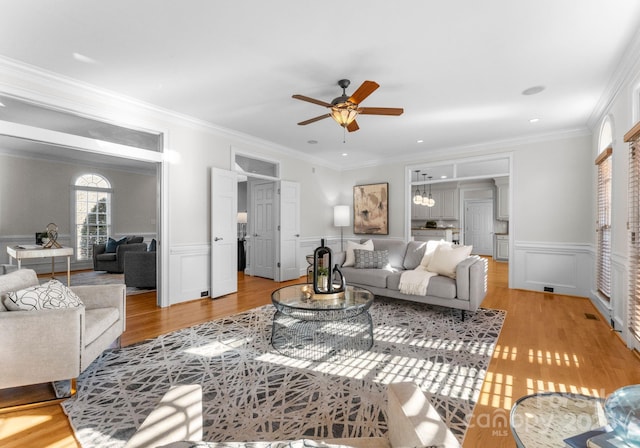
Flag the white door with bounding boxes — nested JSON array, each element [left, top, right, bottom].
[[211, 167, 237, 298], [464, 200, 494, 256], [252, 181, 275, 279], [276, 181, 300, 281]]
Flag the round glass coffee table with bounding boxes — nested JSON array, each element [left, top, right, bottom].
[[271, 284, 374, 360], [510, 392, 607, 447]]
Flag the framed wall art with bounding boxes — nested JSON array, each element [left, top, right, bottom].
[[353, 182, 389, 235]]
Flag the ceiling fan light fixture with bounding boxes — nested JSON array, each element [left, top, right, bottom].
[[330, 103, 359, 127]]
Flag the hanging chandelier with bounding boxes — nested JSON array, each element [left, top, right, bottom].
[[412, 170, 423, 204], [421, 174, 435, 207]]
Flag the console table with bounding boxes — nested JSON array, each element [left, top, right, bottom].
[[7, 246, 74, 285]]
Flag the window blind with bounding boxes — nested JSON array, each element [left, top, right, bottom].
[[625, 122, 640, 345], [596, 147, 612, 299]]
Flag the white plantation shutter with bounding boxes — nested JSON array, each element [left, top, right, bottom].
[[596, 147, 612, 299], [625, 123, 640, 346]]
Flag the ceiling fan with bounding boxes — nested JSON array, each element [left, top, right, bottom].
[[292, 79, 404, 132]]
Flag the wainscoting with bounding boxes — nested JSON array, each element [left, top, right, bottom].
[[168, 243, 210, 304], [512, 240, 594, 298]]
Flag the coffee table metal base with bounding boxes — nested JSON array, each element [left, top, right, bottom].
[[271, 310, 373, 361]]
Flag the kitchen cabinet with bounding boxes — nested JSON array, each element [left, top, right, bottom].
[[413, 228, 453, 242], [410, 188, 459, 220], [494, 234, 509, 261], [494, 177, 509, 221]]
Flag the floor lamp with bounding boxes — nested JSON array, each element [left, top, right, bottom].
[[333, 205, 350, 251]]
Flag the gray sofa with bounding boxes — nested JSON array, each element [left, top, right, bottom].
[[336, 239, 487, 314], [0, 269, 126, 390], [124, 250, 157, 289]]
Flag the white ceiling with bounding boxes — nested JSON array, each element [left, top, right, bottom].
[[0, 1, 639, 169]]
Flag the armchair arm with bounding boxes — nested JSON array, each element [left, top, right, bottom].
[[0, 307, 83, 388], [71, 284, 126, 332], [92, 243, 107, 270], [115, 243, 148, 272]]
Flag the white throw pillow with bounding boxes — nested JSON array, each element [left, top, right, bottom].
[[419, 239, 453, 268], [426, 244, 473, 279], [343, 239, 373, 267], [5, 279, 84, 311]]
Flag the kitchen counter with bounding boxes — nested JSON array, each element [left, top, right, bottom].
[[412, 227, 459, 231], [412, 227, 455, 243]]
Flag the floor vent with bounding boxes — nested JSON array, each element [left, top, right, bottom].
[[585, 313, 599, 320]]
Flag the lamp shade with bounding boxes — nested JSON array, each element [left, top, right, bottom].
[[334, 205, 350, 227], [330, 105, 359, 127], [237, 212, 248, 224]]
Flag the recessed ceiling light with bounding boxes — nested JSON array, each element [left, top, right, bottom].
[[522, 86, 545, 96], [440, 175, 447, 179], [529, 118, 540, 123], [307, 140, 318, 144], [342, 153, 348, 157], [417, 139, 424, 143]]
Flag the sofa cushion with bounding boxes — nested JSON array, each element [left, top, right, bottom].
[[343, 267, 393, 289], [419, 240, 452, 268], [148, 238, 157, 252], [5, 279, 84, 311], [106, 236, 128, 253], [426, 276, 457, 299], [85, 307, 120, 345], [403, 241, 427, 270], [427, 245, 473, 279], [127, 236, 144, 244], [354, 249, 389, 269], [367, 239, 408, 269], [343, 240, 373, 267]]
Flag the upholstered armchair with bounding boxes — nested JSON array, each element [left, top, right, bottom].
[[0, 269, 126, 390], [124, 250, 157, 289], [93, 236, 147, 273]]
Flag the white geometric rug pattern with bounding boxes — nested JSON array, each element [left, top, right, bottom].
[[62, 298, 505, 448]]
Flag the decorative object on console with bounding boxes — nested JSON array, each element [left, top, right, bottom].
[[354, 182, 388, 235], [43, 222, 62, 248], [333, 205, 350, 251]]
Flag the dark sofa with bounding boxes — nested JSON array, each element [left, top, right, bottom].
[[92, 236, 147, 273]]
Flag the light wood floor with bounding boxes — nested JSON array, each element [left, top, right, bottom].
[[1, 260, 639, 447]]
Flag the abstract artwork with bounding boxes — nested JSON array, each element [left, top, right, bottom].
[[353, 182, 388, 235]]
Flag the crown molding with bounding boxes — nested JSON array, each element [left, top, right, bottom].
[[587, 28, 640, 129], [0, 56, 337, 171]]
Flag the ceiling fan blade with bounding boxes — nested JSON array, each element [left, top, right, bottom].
[[292, 94, 333, 108], [297, 114, 331, 126], [347, 120, 360, 132], [359, 107, 404, 116], [348, 80, 379, 105]]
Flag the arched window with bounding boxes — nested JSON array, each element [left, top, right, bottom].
[[74, 174, 112, 260], [596, 117, 613, 300]]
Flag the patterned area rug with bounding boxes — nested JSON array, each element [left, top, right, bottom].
[[62, 298, 505, 447], [60, 270, 154, 295]]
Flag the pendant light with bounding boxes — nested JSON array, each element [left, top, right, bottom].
[[425, 175, 435, 207], [412, 170, 423, 204]]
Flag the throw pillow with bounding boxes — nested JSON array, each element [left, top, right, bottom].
[[426, 244, 473, 279], [5, 279, 84, 311], [148, 238, 157, 252], [419, 239, 453, 268], [343, 239, 373, 267], [105, 236, 128, 253], [354, 249, 389, 269]]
